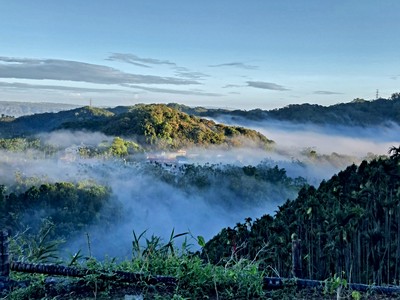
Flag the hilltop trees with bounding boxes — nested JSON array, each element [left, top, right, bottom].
[[0, 104, 273, 151], [98, 104, 272, 150], [390, 92, 400, 100]]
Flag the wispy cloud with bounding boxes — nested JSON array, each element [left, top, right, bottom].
[[174, 70, 209, 80], [209, 62, 258, 70], [108, 54, 210, 81], [313, 90, 343, 95], [390, 75, 399, 80], [0, 57, 198, 85], [246, 81, 289, 91], [222, 84, 243, 88], [0, 81, 122, 93], [123, 84, 222, 97], [107, 53, 176, 68]]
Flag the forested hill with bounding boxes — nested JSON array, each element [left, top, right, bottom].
[[0, 104, 273, 150], [168, 93, 400, 126], [204, 146, 400, 285]]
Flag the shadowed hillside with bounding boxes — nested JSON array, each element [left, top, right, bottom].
[[168, 93, 400, 126]]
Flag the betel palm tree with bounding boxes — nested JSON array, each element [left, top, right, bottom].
[[388, 145, 400, 160]]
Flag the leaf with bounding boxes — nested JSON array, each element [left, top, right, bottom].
[[197, 235, 206, 247]]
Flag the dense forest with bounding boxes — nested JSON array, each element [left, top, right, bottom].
[[169, 93, 400, 126], [204, 147, 400, 285], [0, 181, 121, 242]]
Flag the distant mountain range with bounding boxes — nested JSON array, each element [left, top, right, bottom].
[[0, 101, 80, 118], [2, 95, 399, 127], [168, 96, 400, 127], [0, 95, 399, 150]]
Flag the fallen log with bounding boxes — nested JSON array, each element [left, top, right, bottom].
[[10, 261, 177, 286], [263, 277, 400, 295]]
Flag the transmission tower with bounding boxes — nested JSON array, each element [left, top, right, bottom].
[[376, 89, 379, 99]]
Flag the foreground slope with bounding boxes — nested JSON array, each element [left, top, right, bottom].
[[204, 147, 400, 285]]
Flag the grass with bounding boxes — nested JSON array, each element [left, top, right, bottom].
[[4, 227, 267, 299], [5, 225, 398, 299]]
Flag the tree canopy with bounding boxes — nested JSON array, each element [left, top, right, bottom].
[[203, 148, 400, 285]]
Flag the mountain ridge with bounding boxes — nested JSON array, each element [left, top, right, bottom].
[[0, 104, 273, 150], [168, 94, 400, 126]]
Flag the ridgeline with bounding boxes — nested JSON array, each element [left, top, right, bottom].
[[168, 93, 400, 126], [0, 104, 273, 150]]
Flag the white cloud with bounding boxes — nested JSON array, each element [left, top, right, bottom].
[[246, 81, 289, 91], [0, 57, 199, 85], [122, 84, 222, 96], [314, 90, 343, 95], [209, 62, 258, 70], [0, 81, 122, 93], [107, 53, 176, 68]]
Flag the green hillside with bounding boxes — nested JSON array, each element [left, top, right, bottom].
[[204, 146, 400, 285], [169, 93, 400, 126], [0, 104, 273, 150], [0, 106, 114, 137]]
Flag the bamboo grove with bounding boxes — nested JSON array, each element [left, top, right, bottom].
[[204, 146, 400, 285]]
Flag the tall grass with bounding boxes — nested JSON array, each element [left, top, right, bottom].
[[6, 225, 267, 299]]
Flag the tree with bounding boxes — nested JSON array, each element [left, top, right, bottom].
[[109, 137, 128, 157], [390, 92, 400, 101], [388, 145, 400, 160]]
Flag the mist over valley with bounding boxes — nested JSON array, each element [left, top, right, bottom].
[[2, 2, 400, 297], [1, 98, 399, 259]]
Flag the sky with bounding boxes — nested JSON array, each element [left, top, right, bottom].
[[1, 0, 400, 110]]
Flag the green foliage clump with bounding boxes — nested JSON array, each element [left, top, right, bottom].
[[0, 180, 122, 240], [108, 137, 142, 157]]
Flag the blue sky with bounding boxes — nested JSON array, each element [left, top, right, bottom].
[[1, 0, 399, 109]]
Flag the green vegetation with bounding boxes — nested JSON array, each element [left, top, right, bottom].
[[0, 180, 122, 240], [1, 97, 400, 298], [204, 147, 400, 285], [0, 137, 41, 152], [0, 106, 114, 137], [61, 104, 273, 150], [146, 161, 305, 209], [0, 104, 273, 151], [2, 146, 400, 298], [168, 92, 400, 126], [5, 227, 268, 299]]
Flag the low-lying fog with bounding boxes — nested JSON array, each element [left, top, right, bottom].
[[1, 120, 398, 258]]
